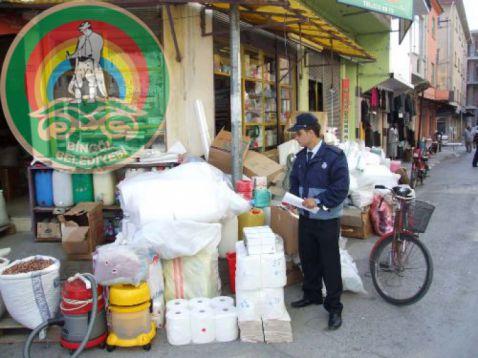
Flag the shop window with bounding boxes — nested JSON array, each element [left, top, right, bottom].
[[213, 40, 296, 151]]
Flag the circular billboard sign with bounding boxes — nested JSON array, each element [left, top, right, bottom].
[[1, 1, 169, 171]]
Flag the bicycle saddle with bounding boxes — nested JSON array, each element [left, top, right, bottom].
[[392, 185, 414, 199]]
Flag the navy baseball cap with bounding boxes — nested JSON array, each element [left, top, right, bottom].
[[287, 113, 319, 132]]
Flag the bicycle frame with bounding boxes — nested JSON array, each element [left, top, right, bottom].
[[369, 196, 416, 261]]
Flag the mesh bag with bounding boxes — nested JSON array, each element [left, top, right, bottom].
[[405, 200, 435, 233]]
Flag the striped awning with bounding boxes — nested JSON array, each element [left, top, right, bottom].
[[207, 0, 374, 60]]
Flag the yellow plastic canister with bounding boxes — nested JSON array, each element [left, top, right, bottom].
[[238, 208, 265, 239]]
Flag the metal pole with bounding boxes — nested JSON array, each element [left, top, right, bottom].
[[230, 4, 242, 189]]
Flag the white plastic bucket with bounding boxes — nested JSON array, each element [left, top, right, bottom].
[[93, 172, 116, 206], [0, 190, 8, 227], [0, 256, 60, 329], [52, 171, 73, 207]]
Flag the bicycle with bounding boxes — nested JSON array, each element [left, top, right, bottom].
[[410, 147, 429, 189], [369, 185, 435, 305]]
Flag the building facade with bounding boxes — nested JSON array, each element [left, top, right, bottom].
[[436, 0, 471, 141], [466, 30, 478, 127]]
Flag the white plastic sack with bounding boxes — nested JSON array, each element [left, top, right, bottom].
[[0, 256, 60, 330], [0, 257, 10, 318], [118, 162, 250, 226], [350, 187, 374, 208], [219, 216, 238, 259], [162, 242, 220, 302], [278, 140, 301, 166], [93, 242, 149, 286], [148, 253, 165, 328], [340, 248, 366, 294], [361, 165, 400, 188], [133, 220, 221, 260]]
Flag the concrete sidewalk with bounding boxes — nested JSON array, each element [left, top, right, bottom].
[[0, 145, 470, 358]]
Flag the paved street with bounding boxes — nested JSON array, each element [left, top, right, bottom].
[[2, 146, 478, 358]]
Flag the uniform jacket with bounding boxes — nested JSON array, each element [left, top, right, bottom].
[[290, 143, 349, 220]]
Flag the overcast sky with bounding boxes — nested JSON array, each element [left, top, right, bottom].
[[463, 0, 478, 31]]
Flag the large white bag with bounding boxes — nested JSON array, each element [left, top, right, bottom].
[[162, 242, 220, 302], [340, 248, 366, 294], [0, 256, 60, 330], [133, 220, 221, 260], [118, 163, 250, 226]]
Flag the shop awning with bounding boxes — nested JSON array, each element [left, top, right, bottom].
[[376, 73, 414, 94], [206, 0, 374, 60]]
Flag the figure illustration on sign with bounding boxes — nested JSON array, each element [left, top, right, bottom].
[[66, 21, 108, 103]]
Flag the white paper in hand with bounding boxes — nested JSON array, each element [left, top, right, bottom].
[[282, 192, 319, 214]]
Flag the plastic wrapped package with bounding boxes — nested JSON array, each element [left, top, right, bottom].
[[133, 220, 221, 260], [219, 215, 238, 259], [370, 194, 394, 236], [350, 187, 374, 208], [118, 162, 250, 226], [162, 243, 221, 302], [93, 242, 149, 286], [340, 248, 366, 294], [236, 290, 262, 321]]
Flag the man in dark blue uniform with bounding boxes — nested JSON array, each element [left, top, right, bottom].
[[288, 113, 349, 330]]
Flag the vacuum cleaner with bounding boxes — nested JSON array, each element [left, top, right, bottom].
[[23, 273, 106, 358]]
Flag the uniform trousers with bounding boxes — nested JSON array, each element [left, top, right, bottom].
[[298, 216, 343, 314]]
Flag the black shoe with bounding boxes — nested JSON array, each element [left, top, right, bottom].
[[291, 296, 323, 308], [328, 312, 342, 330]]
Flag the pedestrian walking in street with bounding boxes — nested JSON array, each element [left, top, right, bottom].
[[463, 126, 473, 153], [387, 123, 399, 159], [473, 132, 478, 167], [288, 113, 349, 330]]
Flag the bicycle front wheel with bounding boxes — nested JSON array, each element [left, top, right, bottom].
[[370, 234, 433, 305]]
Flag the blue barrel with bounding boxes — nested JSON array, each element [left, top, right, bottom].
[[35, 170, 54, 207]]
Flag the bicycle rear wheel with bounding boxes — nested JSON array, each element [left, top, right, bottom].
[[370, 234, 433, 305]]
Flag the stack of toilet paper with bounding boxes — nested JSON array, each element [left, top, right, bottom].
[[166, 296, 238, 345], [235, 235, 293, 343], [243, 226, 276, 255]]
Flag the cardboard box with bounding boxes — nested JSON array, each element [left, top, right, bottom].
[[341, 206, 373, 239], [37, 221, 61, 241], [270, 206, 299, 256], [243, 150, 284, 184], [59, 202, 104, 257], [208, 129, 250, 174], [286, 261, 303, 286]]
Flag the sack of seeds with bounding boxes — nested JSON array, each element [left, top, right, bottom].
[[0, 255, 60, 330]]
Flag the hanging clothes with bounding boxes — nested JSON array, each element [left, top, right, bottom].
[[365, 127, 374, 147], [370, 88, 379, 108], [373, 131, 381, 147], [361, 99, 370, 128]]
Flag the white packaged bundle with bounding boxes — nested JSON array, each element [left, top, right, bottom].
[[235, 242, 261, 291], [236, 290, 262, 321], [260, 252, 286, 288], [261, 288, 287, 320]]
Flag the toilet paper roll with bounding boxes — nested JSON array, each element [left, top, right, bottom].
[[236, 290, 262, 321], [261, 288, 287, 320], [214, 306, 238, 342], [189, 297, 211, 309], [211, 296, 234, 309], [166, 299, 189, 311], [166, 309, 191, 346], [190, 308, 215, 344], [236, 247, 261, 291]]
